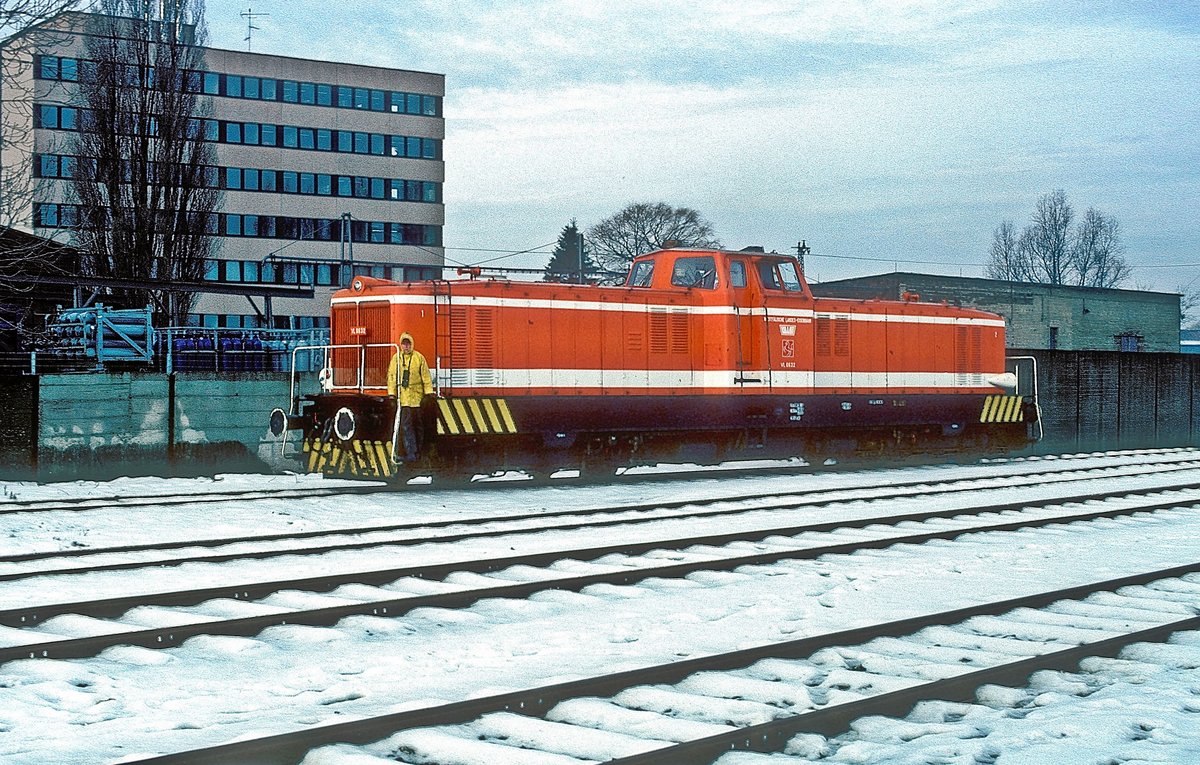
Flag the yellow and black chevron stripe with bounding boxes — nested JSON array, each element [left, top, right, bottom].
[[980, 394, 1025, 423], [304, 437, 396, 478], [436, 397, 518, 436]]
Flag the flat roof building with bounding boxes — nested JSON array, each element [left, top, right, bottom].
[[1, 11, 445, 330], [811, 272, 1181, 353]]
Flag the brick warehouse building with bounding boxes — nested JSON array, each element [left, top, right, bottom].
[[0, 10, 445, 330], [811, 272, 1180, 353]]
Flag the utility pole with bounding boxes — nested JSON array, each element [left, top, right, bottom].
[[577, 229, 585, 285], [339, 212, 353, 287], [795, 240, 810, 273]]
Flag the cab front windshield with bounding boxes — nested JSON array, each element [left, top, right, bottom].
[[627, 260, 654, 287]]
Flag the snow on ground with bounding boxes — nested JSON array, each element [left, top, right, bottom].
[[0, 452, 1198, 764], [2, 452, 1199, 612], [711, 631, 1200, 765]]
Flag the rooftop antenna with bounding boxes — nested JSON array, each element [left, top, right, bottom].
[[240, 6, 269, 51]]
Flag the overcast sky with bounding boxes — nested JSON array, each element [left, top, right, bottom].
[[204, 1, 1198, 290]]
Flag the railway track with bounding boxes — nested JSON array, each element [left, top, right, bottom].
[[4, 449, 1200, 764], [119, 565, 1200, 764], [1, 446, 1193, 516], [5, 449, 1200, 580], [3, 477, 1198, 665]]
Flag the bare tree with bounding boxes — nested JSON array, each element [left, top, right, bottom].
[[71, 0, 219, 325], [0, 0, 76, 29], [1, 1, 80, 231], [1021, 189, 1073, 285], [984, 220, 1029, 281], [986, 190, 1131, 289], [1, 2, 83, 351], [1177, 284, 1200, 329], [587, 202, 721, 279], [1070, 206, 1129, 288]]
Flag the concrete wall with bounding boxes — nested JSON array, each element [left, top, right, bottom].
[[3, 353, 1200, 479], [10, 372, 292, 478], [0, 376, 38, 477], [1023, 349, 1200, 452]]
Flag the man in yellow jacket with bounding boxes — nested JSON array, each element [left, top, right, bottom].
[[386, 332, 433, 462]]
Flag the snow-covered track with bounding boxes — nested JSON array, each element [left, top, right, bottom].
[[4, 487, 1198, 665], [2, 448, 1194, 517], [6, 456, 1200, 580], [115, 566, 1200, 765]]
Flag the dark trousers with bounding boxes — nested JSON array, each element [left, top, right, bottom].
[[399, 405, 420, 460]]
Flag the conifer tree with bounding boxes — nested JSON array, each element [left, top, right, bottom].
[[543, 219, 596, 283]]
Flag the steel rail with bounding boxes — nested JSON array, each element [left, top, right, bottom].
[[5, 463, 1200, 583], [3, 493, 1198, 664], [606, 615, 1200, 764], [2, 448, 1194, 516], [115, 563, 1200, 765]]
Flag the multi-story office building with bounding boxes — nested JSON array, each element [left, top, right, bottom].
[[0, 10, 445, 330]]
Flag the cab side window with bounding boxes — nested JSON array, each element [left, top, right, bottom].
[[671, 256, 717, 289], [729, 260, 747, 288]]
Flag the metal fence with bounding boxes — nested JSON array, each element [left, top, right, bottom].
[[0, 327, 330, 375], [158, 327, 330, 373]]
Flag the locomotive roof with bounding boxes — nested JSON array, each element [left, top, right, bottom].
[[330, 248, 1003, 322]]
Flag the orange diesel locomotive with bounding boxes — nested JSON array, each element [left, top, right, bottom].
[[269, 248, 1038, 478]]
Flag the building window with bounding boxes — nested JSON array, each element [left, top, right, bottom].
[[1115, 333, 1143, 352], [1048, 326, 1059, 349], [40, 102, 441, 162], [37, 154, 59, 177], [37, 55, 59, 79], [36, 203, 58, 227]]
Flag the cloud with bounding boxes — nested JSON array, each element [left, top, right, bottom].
[[206, 0, 1200, 288]]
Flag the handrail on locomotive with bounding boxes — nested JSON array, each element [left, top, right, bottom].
[[270, 341, 403, 457]]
